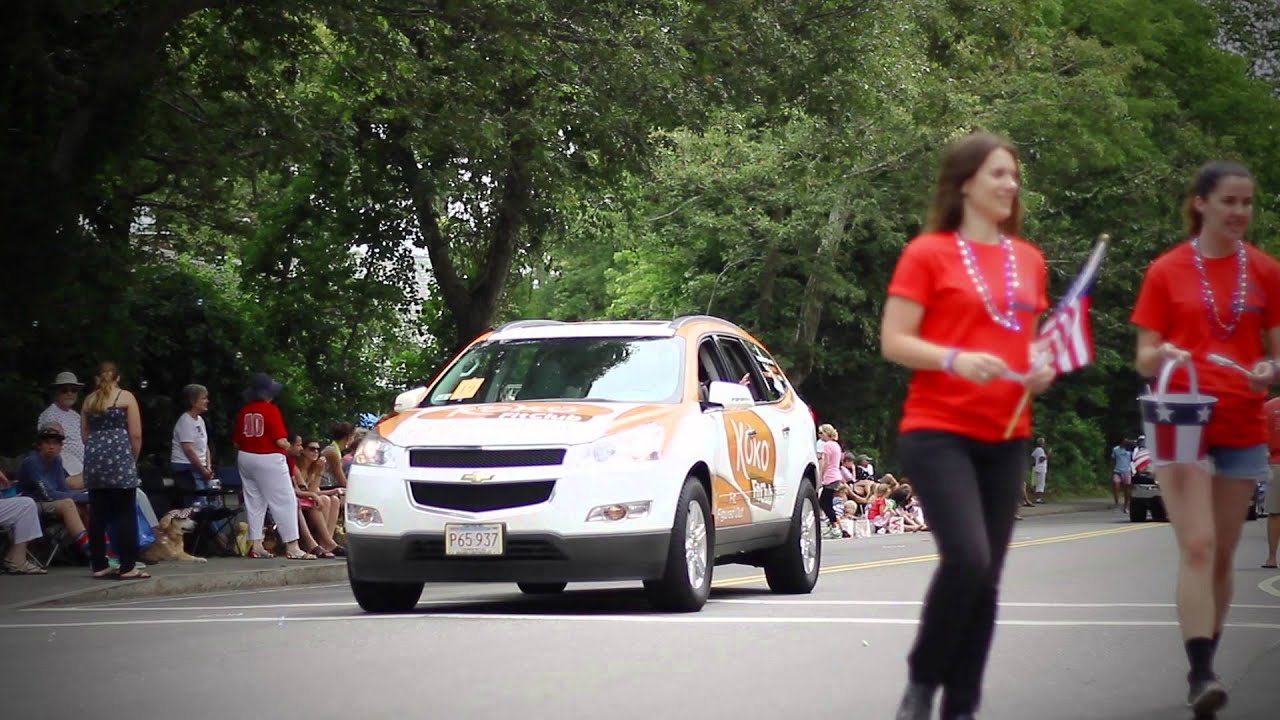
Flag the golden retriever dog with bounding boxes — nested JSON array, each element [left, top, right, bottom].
[[141, 509, 208, 563]]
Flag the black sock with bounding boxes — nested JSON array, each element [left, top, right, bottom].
[[1186, 637, 1215, 682], [1211, 632, 1221, 657]]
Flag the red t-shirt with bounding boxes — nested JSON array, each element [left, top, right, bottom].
[[888, 231, 1049, 441], [1131, 242, 1280, 448], [233, 400, 287, 455], [1265, 397, 1280, 463]]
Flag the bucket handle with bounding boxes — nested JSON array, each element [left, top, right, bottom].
[[1154, 356, 1200, 399]]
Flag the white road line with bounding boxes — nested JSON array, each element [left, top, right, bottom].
[[27, 599, 1280, 613], [3, 614, 1280, 631], [710, 599, 1280, 610], [1261, 574, 1280, 600]]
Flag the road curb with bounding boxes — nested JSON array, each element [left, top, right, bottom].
[[17, 562, 348, 609]]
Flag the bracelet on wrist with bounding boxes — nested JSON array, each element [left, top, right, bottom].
[[941, 348, 960, 374]]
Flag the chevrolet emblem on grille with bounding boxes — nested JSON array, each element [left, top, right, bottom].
[[461, 472, 494, 484]]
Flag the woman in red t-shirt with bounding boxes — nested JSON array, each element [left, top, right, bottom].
[[880, 132, 1055, 720], [1131, 160, 1280, 715], [233, 373, 314, 560]]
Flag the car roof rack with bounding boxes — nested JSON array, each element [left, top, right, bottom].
[[491, 319, 567, 333], [669, 315, 746, 333]]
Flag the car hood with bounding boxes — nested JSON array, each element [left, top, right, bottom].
[[376, 401, 688, 448]]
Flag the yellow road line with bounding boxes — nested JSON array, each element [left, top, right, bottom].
[[712, 523, 1162, 588]]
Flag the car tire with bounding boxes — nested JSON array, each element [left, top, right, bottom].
[[349, 571, 424, 613], [1150, 501, 1168, 523], [644, 476, 713, 612], [762, 480, 821, 594], [517, 582, 567, 595], [1130, 498, 1148, 523]]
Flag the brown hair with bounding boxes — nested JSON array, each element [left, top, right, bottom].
[[1183, 160, 1253, 236], [83, 362, 121, 416], [924, 131, 1023, 236]]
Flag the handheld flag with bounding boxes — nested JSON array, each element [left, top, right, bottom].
[[1035, 237, 1107, 374]]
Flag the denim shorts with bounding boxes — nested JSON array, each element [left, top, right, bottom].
[[1208, 444, 1270, 482]]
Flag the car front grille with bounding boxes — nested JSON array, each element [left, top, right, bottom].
[[408, 448, 566, 468], [403, 537, 566, 562], [409, 480, 556, 512]]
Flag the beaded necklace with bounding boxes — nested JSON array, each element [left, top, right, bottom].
[[1190, 237, 1248, 340], [955, 231, 1022, 332]]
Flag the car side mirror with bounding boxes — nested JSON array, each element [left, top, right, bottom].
[[393, 386, 428, 413], [706, 380, 754, 409]]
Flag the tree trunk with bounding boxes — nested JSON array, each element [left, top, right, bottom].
[[791, 203, 849, 386]]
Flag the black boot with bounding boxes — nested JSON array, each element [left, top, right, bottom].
[[895, 682, 937, 720]]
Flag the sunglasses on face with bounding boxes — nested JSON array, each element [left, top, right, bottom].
[[58, 387, 79, 394], [306, 446, 321, 452]]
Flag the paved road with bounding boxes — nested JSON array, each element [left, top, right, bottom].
[[5, 510, 1279, 719]]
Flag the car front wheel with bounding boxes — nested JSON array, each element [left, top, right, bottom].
[[518, 582, 567, 595], [349, 569, 424, 613], [644, 476, 713, 612], [763, 480, 821, 594]]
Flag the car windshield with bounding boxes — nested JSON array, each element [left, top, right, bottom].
[[426, 336, 684, 406]]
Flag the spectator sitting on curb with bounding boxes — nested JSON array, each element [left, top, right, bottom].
[[15, 423, 90, 557], [37, 371, 86, 489], [0, 492, 47, 574], [170, 383, 216, 506], [319, 422, 355, 489]]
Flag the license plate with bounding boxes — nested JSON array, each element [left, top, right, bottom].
[[444, 523, 505, 556]]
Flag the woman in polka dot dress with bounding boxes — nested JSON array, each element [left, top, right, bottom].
[[81, 361, 148, 580]]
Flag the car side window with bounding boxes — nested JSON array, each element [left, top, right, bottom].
[[746, 341, 787, 402], [714, 336, 767, 402], [697, 339, 729, 402]]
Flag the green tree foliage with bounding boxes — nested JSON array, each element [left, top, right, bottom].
[[509, 0, 1280, 491]]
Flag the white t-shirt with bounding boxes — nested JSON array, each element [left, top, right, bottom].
[[37, 404, 84, 476], [1031, 447, 1048, 475], [170, 413, 209, 467]]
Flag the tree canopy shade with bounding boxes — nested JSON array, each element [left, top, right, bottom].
[[2, 0, 1279, 490]]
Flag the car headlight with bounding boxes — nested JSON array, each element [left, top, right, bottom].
[[565, 423, 666, 466], [353, 433, 399, 468]]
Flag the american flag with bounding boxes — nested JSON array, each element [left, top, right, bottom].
[[1034, 239, 1107, 374], [1131, 445, 1151, 474]]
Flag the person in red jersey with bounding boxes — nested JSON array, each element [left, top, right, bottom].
[[880, 132, 1055, 720], [233, 373, 314, 560], [1131, 160, 1280, 718], [1263, 395, 1280, 570]]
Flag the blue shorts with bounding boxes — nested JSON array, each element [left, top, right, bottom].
[[1208, 445, 1269, 482]]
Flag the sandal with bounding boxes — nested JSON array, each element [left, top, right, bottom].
[[116, 568, 152, 580], [285, 551, 317, 560], [92, 566, 120, 578], [327, 545, 347, 558], [4, 559, 47, 575], [247, 548, 275, 559], [306, 546, 336, 559]]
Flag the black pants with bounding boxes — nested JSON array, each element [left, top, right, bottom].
[[818, 485, 839, 525], [899, 430, 1028, 717], [88, 488, 138, 573]]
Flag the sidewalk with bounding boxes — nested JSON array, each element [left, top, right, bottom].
[[0, 556, 346, 610], [1, 498, 1115, 610], [1018, 496, 1114, 518]]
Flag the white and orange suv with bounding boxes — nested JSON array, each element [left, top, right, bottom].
[[345, 316, 821, 612]]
